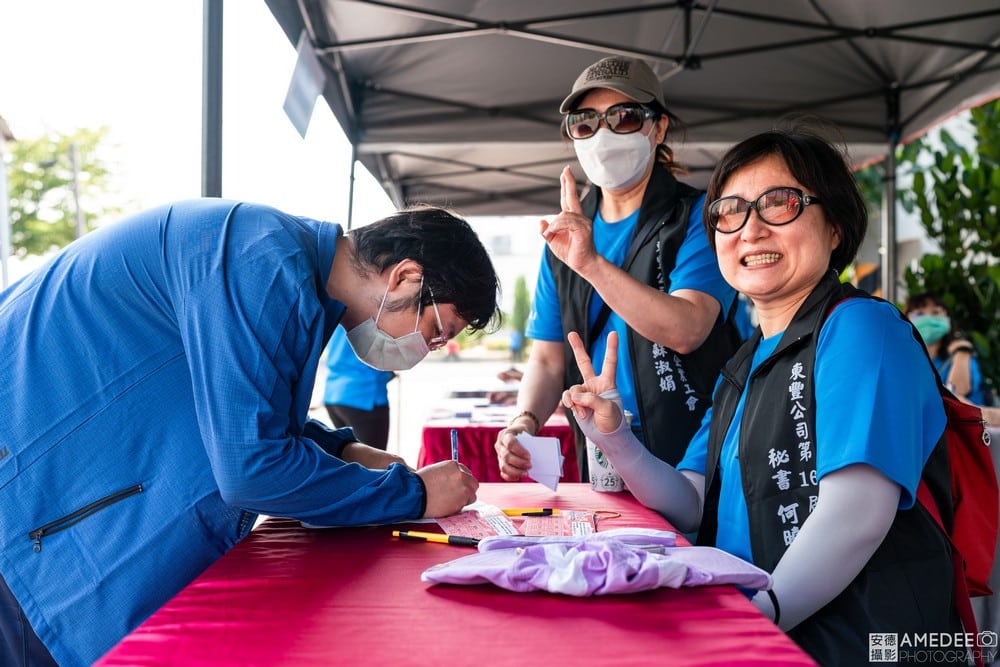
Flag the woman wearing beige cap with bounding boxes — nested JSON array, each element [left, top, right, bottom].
[[496, 56, 745, 481]]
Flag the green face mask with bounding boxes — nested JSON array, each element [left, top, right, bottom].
[[913, 315, 951, 345]]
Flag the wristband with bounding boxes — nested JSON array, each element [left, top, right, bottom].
[[510, 410, 541, 434], [766, 588, 781, 626]]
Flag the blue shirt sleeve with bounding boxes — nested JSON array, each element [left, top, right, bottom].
[[815, 299, 946, 508]]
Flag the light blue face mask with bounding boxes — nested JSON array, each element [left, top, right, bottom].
[[913, 314, 951, 345]]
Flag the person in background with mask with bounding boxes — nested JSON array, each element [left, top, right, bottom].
[[495, 56, 742, 481], [0, 199, 500, 667], [904, 292, 985, 406]]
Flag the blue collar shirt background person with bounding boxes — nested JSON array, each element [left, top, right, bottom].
[[0, 200, 499, 666], [323, 326, 394, 450]]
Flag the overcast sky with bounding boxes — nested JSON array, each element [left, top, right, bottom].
[[0, 1, 396, 224]]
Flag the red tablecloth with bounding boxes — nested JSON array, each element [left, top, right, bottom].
[[419, 414, 580, 483], [97, 484, 817, 667]]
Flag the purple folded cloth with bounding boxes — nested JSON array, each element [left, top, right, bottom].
[[421, 529, 771, 596]]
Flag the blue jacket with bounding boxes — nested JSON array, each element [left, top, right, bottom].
[[0, 199, 426, 666]]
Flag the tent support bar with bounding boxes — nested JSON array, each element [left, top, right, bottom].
[[881, 85, 901, 303], [880, 144, 897, 303], [347, 143, 357, 230], [201, 0, 223, 197]]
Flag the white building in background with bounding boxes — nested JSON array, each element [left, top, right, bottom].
[[468, 215, 548, 318]]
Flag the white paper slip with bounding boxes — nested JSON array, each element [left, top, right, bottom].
[[517, 433, 564, 492]]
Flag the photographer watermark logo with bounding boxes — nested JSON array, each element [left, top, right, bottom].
[[869, 631, 998, 664], [869, 633, 899, 662]]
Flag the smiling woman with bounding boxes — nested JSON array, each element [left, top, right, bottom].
[[564, 125, 963, 666]]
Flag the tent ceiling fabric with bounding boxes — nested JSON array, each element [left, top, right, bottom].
[[266, 0, 1000, 216]]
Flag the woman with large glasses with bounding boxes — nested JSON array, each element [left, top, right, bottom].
[[559, 127, 962, 665], [495, 56, 745, 481]]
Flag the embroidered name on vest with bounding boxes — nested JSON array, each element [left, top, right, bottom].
[[769, 357, 819, 548], [649, 238, 698, 411]]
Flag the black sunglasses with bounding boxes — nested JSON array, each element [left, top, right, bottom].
[[708, 187, 822, 234], [564, 103, 659, 140]]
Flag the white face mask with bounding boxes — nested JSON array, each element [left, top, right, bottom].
[[573, 127, 654, 190], [345, 280, 430, 371]]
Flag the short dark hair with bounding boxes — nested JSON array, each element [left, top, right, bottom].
[[704, 126, 867, 274], [349, 205, 501, 332]]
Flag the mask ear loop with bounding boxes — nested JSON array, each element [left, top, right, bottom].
[[372, 280, 392, 326], [412, 275, 425, 333]]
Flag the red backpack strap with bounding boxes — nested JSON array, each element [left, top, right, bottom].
[[917, 479, 984, 666]]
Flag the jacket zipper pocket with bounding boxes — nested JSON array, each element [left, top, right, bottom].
[[29, 483, 144, 553]]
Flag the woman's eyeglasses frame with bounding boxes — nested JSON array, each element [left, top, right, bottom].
[[707, 187, 822, 234]]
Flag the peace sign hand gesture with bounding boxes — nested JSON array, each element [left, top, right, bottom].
[[561, 331, 624, 434], [540, 166, 599, 274]]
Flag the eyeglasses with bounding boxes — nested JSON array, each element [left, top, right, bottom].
[[707, 187, 822, 234], [564, 103, 659, 140], [425, 285, 447, 351]]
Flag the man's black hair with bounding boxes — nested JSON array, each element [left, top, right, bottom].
[[349, 205, 502, 332]]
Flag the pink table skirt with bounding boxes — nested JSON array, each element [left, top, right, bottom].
[[420, 414, 580, 483], [97, 484, 816, 667]]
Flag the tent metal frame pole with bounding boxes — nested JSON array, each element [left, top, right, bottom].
[[347, 143, 357, 230], [202, 0, 223, 198], [880, 144, 898, 303], [881, 85, 901, 303]]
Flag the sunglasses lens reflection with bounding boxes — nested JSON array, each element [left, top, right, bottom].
[[759, 189, 802, 223], [566, 104, 650, 139], [709, 188, 812, 233], [607, 106, 646, 134]]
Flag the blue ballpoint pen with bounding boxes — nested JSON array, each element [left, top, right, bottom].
[[450, 428, 459, 462]]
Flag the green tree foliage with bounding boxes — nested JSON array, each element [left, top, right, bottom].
[[6, 127, 118, 257], [899, 99, 1000, 400], [852, 161, 884, 217], [511, 275, 531, 339]]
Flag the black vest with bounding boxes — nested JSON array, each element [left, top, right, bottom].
[[548, 164, 741, 476], [699, 272, 960, 665]]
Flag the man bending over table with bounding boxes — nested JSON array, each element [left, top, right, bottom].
[[0, 199, 500, 667]]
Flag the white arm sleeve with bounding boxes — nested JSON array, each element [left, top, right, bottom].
[[575, 391, 704, 533], [755, 464, 900, 630]]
